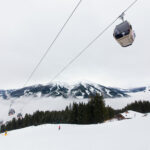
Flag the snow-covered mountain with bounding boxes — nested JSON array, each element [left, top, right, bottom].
[[0, 82, 129, 99], [0, 82, 149, 100]]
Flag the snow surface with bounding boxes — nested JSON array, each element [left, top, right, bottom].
[[121, 110, 144, 119], [0, 113, 150, 150]]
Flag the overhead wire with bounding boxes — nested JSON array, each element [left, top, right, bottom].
[[9, 0, 82, 111], [122, 0, 138, 14], [49, 0, 138, 82], [23, 0, 82, 87]]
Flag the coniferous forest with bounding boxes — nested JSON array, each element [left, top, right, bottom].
[[1, 94, 150, 132]]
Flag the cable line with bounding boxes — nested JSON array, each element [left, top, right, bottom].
[[9, 0, 82, 111], [23, 0, 82, 87], [122, 0, 138, 14], [49, 0, 138, 82]]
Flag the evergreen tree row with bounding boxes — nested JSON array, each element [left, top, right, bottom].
[[120, 100, 150, 113]]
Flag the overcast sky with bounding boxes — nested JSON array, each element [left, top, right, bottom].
[[0, 0, 149, 89]]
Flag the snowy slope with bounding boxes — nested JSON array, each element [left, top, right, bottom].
[[0, 114, 150, 150], [121, 110, 144, 119]]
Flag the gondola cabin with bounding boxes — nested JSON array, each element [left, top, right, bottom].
[[17, 113, 23, 119], [8, 108, 15, 116], [113, 21, 135, 47]]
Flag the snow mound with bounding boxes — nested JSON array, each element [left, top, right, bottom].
[[121, 110, 144, 119]]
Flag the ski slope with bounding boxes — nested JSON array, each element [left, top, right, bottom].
[[0, 113, 150, 150]]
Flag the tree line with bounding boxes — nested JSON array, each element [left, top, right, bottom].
[[119, 100, 150, 113]]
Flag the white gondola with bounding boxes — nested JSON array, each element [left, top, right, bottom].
[[17, 113, 23, 119], [113, 20, 135, 47], [8, 108, 15, 116]]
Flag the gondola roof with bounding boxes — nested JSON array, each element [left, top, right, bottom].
[[114, 21, 130, 35]]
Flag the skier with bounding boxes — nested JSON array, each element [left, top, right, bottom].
[[58, 125, 61, 130], [5, 131, 7, 136]]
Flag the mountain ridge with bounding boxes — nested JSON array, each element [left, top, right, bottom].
[[0, 81, 148, 100], [0, 82, 130, 99]]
